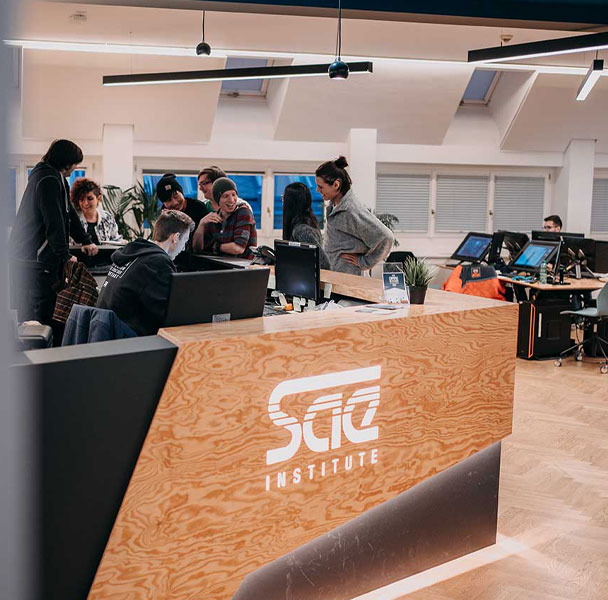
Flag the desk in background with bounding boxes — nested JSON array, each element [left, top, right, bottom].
[[500, 275, 605, 359]]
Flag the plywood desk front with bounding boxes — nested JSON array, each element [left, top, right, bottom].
[[88, 277, 518, 600]]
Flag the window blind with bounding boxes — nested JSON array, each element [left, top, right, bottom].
[[436, 175, 488, 232], [591, 178, 608, 233], [493, 176, 545, 233], [376, 175, 430, 232]]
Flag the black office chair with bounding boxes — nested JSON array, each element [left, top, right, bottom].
[[386, 251, 415, 263], [555, 282, 608, 373]]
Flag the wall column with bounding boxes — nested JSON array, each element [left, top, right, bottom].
[[553, 139, 595, 234], [347, 128, 377, 210], [102, 124, 134, 190]]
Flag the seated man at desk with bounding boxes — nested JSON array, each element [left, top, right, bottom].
[[192, 177, 257, 259], [543, 215, 562, 232], [97, 210, 194, 336]]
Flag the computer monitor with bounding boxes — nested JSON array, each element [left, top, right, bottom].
[[531, 230, 585, 241], [509, 240, 560, 274], [274, 239, 320, 302], [500, 231, 529, 261], [558, 237, 596, 271], [450, 232, 493, 263], [163, 268, 270, 327]]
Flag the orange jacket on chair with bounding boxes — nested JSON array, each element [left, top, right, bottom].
[[442, 264, 506, 301]]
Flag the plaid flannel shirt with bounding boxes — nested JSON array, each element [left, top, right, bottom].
[[203, 204, 257, 259], [53, 260, 99, 324]]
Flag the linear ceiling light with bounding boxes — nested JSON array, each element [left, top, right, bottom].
[[102, 61, 373, 86], [576, 58, 604, 101], [469, 31, 608, 63]]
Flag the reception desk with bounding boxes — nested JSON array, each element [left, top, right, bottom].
[[81, 277, 518, 600]]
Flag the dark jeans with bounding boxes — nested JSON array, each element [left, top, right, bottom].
[[11, 260, 58, 325]]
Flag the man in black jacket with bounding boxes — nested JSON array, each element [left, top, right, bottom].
[[96, 210, 194, 336], [10, 139, 98, 325]]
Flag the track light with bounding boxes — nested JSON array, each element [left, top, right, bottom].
[[469, 31, 608, 64], [576, 58, 604, 101], [329, 0, 349, 79], [195, 11, 211, 56], [102, 62, 373, 86]]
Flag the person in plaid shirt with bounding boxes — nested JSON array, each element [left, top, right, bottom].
[[192, 177, 257, 259]]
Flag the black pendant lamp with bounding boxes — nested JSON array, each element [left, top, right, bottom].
[[329, 0, 349, 79], [196, 11, 211, 55]]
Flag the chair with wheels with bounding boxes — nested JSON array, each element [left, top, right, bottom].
[[555, 282, 608, 373]]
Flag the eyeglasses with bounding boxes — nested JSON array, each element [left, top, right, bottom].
[[543, 225, 554, 230], [199, 179, 212, 187]]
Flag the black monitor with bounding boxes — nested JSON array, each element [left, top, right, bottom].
[[163, 268, 270, 327], [595, 241, 608, 273], [558, 237, 596, 271], [274, 239, 320, 302], [500, 231, 529, 261], [450, 232, 493, 262], [509, 240, 560, 274], [531, 230, 585, 241]]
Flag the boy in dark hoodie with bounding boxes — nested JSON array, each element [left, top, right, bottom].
[[10, 139, 98, 324], [97, 210, 195, 336]]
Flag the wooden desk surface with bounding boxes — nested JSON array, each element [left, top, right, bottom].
[[499, 275, 606, 291]]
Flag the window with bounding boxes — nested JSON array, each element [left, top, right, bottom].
[[435, 175, 488, 232], [143, 172, 263, 228], [28, 167, 86, 188], [461, 70, 500, 105], [591, 178, 608, 234], [220, 58, 268, 97], [493, 176, 545, 233], [376, 175, 430, 232], [273, 175, 324, 230]]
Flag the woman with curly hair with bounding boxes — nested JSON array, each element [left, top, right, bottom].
[[71, 177, 123, 244]]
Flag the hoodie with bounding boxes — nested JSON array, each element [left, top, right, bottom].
[[324, 189, 394, 275], [10, 161, 92, 273], [96, 239, 176, 336]]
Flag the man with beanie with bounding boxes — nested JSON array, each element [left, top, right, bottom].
[[156, 173, 209, 230], [97, 210, 194, 336], [192, 177, 257, 258]]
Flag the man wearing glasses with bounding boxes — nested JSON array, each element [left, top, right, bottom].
[[543, 215, 562, 232], [198, 166, 253, 213]]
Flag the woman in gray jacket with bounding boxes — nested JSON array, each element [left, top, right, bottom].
[[315, 156, 393, 275]]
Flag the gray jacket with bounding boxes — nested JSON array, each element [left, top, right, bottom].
[[291, 223, 331, 270], [324, 189, 394, 275]]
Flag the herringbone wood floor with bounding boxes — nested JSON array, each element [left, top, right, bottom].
[[357, 358, 608, 600]]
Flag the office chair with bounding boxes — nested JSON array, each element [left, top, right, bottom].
[[555, 282, 608, 373], [387, 251, 415, 263]]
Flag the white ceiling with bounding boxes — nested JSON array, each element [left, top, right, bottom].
[[9, 1, 608, 151]]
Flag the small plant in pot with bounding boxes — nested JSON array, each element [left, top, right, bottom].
[[402, 257, 437, 304]]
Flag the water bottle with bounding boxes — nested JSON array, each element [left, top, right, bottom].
[[540, 260, 547, 284]]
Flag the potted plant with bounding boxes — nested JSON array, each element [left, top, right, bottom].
[[402, 257, 437, 304]]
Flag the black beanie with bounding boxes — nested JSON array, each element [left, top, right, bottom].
[[156, 173, 183, 203], [212, 177, 237, 206]]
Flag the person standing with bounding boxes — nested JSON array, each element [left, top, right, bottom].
[[315, 156, 393, 275], [157, 173, 209, 231], [282, 182, 330, 270], [10, 139, 98, 325]]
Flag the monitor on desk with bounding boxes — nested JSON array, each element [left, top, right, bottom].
[[500, 231, 529, 261], [274, 239, 320, 302], [163, 268, 270, 327], [509, 240, 560, 274], [531, 230, 585, 241], [558, 237, 596, 271], [450, 232, 493, 263]]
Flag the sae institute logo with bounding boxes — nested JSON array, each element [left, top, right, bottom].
[[264, 366, 381, 491]]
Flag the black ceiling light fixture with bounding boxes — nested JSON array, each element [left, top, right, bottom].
[[468, 31, 608, 63], [328, 0, 349, 79], [196, 11, 211, 56]]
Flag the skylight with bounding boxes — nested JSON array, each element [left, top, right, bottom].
[[461, 69, 500, 104], [221, 57, 268, 95]]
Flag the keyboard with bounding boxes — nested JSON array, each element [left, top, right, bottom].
[[87, 265, 111, 276]]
